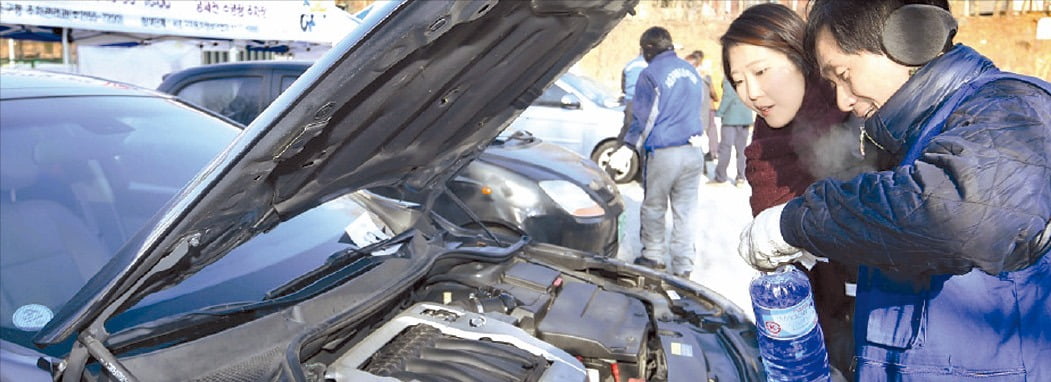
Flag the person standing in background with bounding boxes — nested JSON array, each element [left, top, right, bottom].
[[611, 52, 650, 180], [621, 27, 706, 278], [685, 50, 720, 163], [618, 52, 648, 141], [710, 77, 754, 186]]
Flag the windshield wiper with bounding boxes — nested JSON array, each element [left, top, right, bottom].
[[505, 130, 537, 143], [105, 256, 383, 354], [265, 229, 415, 300], [105, 301, 272, 354], [105, 231, 415, 354]]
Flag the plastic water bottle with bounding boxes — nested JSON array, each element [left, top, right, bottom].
[[749, 265, 830, 382]]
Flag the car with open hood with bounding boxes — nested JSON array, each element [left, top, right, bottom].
[[1, 1, 762, 381], [156, 60, 625, 257]]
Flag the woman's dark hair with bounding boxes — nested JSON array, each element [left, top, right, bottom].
[[804, 0, 950, 57], [719, 3, 811, 83], [640, 26, 674, 62]]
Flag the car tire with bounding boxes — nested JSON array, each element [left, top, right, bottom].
[[592, 140, 639, 184]]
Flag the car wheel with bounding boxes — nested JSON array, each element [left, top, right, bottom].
[[592, 140, 639, 184]]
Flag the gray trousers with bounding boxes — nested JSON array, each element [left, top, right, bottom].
[[714, 124, 749, 183], [705, 110, 719, 156], [640, 144, 704, 273]]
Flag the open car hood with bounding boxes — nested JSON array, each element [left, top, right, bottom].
[[36, 0, 636, 346]]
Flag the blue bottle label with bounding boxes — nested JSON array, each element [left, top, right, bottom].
[[754, 294, 817, 340]]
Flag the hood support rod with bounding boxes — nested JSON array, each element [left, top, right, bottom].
[[442, 188, 504, 246], [60, 325, 139, 382]]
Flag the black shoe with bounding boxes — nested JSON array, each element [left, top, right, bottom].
[[633, 256, 666, 271]]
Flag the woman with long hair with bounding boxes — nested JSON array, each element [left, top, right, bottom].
[[720, 3, 879, 377]]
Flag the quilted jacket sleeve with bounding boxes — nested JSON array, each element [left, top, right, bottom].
[[780, 81, 1051, 276]]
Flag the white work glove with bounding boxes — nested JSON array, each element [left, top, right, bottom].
[[688, 134, 705, 148], [737, 203, 819, 271], [609, 145, 634, 170]]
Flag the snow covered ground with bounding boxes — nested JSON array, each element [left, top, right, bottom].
[[614, 157, 760, 321]]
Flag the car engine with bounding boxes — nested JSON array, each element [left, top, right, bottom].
[[46, 237, 759, 382], [313, 249, 759, 382], [325, 303, 585, 381]]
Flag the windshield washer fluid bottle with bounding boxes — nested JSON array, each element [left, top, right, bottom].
[[750, 265, 830, 382]]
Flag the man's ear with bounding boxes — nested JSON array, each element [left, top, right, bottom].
[[881, 4, 957, 66]]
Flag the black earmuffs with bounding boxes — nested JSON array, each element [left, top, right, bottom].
[[881, 4, 958, 66]]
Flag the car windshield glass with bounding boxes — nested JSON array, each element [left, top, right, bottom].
[[0, 95, 237, 355], [110, 194, 400, 345], [175, 76, 264, 125], [562, 72, 620, 107]]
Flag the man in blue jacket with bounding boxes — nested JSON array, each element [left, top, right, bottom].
[[621, 27, 705, 278], [738, 1, 1051, 381], [619, 53, 648, 138]]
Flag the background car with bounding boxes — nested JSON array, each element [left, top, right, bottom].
[[157, 61, 624, 256], [505, 71, 642, 183]]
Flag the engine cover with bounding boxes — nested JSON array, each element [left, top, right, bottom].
[[324, 303, 586, 381], [536, 280, 649, 361]]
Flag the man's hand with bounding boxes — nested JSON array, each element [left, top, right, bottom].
[[609, 145, 634, 170], [738, 203, 804, 271]]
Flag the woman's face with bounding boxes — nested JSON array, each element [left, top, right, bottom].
[[727, 44, 806, 128]]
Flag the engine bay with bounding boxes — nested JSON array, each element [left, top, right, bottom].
[[308, 244, 761, 382], [66, 234, 760, 382]]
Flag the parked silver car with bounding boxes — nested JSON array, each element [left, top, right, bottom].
[[506, 72, 641, 183]]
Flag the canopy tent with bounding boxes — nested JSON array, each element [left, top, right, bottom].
[[0, 0, 360, 86], [0, 0, 360, 45]]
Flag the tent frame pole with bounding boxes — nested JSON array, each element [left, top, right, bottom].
[[62, 27, 71, 70]]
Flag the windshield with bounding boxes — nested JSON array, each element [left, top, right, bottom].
[[110, 195, 394, 341], [0, 95, 237, 355], [0, 94, 411, 357], [562, 72, 621, 108]]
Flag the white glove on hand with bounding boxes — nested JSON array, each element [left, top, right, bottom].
[[688, 134, 705, 148], [738, 203, 805, 271], [609, 145, 634, 170]]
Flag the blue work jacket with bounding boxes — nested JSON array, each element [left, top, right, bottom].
[[781, 45, 1051, 381], [622, 51, 704, 152]]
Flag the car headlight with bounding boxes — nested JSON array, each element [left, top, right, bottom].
[[538, 180, 605, 218]]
